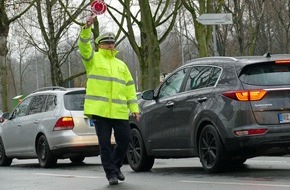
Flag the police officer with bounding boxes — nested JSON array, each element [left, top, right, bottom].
[[78, 15, 140, 185]]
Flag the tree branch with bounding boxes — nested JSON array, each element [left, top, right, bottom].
[[8, 0, 38, 24]]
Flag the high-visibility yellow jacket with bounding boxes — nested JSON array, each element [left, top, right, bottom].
[[78, 27, 139, 120]]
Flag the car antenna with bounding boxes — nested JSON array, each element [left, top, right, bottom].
[[263, 52, 271, 58]]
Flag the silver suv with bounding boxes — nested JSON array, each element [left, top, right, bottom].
[[0, 87, 114, 168]]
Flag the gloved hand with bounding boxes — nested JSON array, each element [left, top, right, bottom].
[[85, 15, 95, 28]]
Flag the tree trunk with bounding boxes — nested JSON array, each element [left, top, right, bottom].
[[0, 3, 9, 111], [48, 47, 64, 86], [194, 21, 210, 57], [181, 0, 215, 58], [138, 0, 161, 90], [138, 46, 161, 90], [0, 54, 8, 112]]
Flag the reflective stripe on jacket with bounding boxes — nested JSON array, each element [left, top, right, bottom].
[[78, 26, 139, 120]]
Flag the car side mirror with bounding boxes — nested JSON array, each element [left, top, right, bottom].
[[141, 90, 154, 100], [2, 112, 10, 120]]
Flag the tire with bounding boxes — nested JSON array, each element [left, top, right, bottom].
[[69, 156, 85, 164], [198, 124, 226, 173], [0, 138, 12, 166], [36, 135, 57, 168], [126, 128, 154, 172]]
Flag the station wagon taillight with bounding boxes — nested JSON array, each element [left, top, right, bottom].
[[53, 117, 74, 131], [223, 89, 267, 101]]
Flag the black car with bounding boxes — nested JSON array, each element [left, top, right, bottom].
[[127, 53, 290, 173]]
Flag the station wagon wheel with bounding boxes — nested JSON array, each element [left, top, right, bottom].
[[36, 135, 57, 168], [0, 138, 12, 166], [198, 124, 226, 173], [126, 128, 154, 172]]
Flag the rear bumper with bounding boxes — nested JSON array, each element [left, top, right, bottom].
[[225, 134, 290, 157], [47, 131, 115, 158], [51, 145, 101, 158]]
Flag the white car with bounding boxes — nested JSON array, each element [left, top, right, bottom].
[[0, 87, 115, 168]]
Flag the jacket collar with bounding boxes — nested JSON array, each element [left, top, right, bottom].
[[98, 48, 119, 58]]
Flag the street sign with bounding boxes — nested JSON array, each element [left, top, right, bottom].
[[197, 13, 233, 25], [196, 13, 233, 56]]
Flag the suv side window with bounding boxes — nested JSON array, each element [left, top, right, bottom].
[[12, 96, 33, 118], [28, 95, 47, 115], [158, 68, 188, 98], [185, 66, 213, 91], [46, 95, 57, 111], [207, 67, 222, 87]]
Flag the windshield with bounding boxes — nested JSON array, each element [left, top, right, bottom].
[[239, 62, 290, 86]]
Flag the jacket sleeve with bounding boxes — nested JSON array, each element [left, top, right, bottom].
[[78, 26, 94, 70], [124, 66, 140, 113]]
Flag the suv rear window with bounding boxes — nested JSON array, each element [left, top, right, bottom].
[[64, 91, 85, 111], [239, 62, 290, 85]]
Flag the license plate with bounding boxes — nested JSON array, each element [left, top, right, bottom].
[[89, 119, 95, 127], [278, 113, 290, 123]]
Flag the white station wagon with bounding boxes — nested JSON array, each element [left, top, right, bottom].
[[0, 87, 115, 168]]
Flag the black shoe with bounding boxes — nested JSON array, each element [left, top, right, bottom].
[[108, 176, 118, 185], [117, 171, 125, 181]]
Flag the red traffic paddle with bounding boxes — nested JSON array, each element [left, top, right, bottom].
[[91, 0, 107, 15]]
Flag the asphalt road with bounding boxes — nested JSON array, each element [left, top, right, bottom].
[[2, 156, 290, 190]]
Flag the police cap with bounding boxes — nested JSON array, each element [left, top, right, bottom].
[[95, 32, 116, 44]]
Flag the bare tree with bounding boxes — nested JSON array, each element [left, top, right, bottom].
[[0, 0, 37, 111], [181, 0, 224, 57], [12, 39, 32, 94], [268, 0, 290, 53], [223, 0, 266, 55], [32, 0, 88, 86], [16, 0, 90, 89], [107, 0, 181, 90]]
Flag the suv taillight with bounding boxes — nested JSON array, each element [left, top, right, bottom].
[[53, 117, 74, 131], [223, 89, 267, 101], [275, 59, 290, 64], [234, 128, 268, 136]]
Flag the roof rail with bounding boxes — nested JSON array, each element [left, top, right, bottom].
[[32, 86, 66, 93], [205, 56, 238, 61], [185, 56, 238, 65]]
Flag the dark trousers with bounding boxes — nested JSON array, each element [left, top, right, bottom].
[[92, 115, 131, 179]]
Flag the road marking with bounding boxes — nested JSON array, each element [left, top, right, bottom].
[[180, 180, 290, 188], [247, 160, 289, 164], [33, 173, 104, 179]]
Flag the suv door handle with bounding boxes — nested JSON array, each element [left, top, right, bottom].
[[197, 97, 207, 103], [165, 101, 175, 107]]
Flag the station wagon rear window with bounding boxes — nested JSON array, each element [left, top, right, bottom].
[[239, 62, 290, 86], [64, 91, 85, 111]]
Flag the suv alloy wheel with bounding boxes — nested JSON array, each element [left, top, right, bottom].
[[126, 128, 154, 171]]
